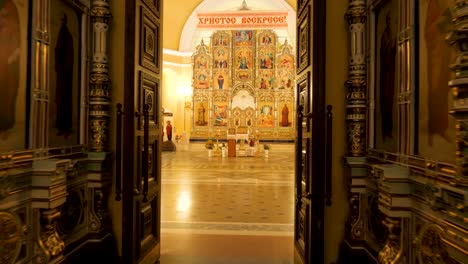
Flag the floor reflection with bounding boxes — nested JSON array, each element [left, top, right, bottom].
[[160, 143, 295, 263]]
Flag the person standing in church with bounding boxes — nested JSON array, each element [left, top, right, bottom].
[[166, 120, 172, 141], [281, 104, 289, 127]]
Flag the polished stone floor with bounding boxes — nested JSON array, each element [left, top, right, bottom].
[[160, 142, 295, 264]]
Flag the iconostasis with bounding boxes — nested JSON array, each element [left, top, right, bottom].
[[191, 30, 295, 141]]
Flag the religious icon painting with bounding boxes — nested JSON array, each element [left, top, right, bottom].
[[213, 47, 229, 69], [195, 54, 209, 70], [279, 102, 293, 127], [417, 0, 456, 163], [194, 69, 210, 89], [212, 31, 231, 47], [258, 47, 275, 70], [235, 47, 253, 70], [195, 102, 208, 126], [258, 30, 276, 46], [277, 53, 294, 89], [48, 0, 83, 147], [234, 30, 255, 46], [0, 0, 29, 152], [373, 0, 398, 153], [257, 71, 274, 90], [258, 103, 274, 128], [278, 53, 293, 69], [214, 70, 229, 90], [213, 103, 228, 126]]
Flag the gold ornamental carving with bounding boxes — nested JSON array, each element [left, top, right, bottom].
[[0, 212, 22, 264], [417, 225, 450, 264], [378, 217, 403, 264], [37, 209, 65, 263]]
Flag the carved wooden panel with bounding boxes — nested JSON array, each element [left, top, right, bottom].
[[139, 71, 159, 128], [297, 6, 310, 74], [0, 211, 23, 264], [58, 187, 86, 235], [295, 203, 309, 262], [139, 195, 160, 258], [142, 0, 160, 18], [140, 6, 160, 73], [298, 0, 310, 16]]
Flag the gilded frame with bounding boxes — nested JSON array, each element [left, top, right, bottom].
[[48, 0, 88, 147], [368, 0, 400, 153]]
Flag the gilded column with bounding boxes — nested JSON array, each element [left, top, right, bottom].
[[448, 0, 468, 185], [89, 0, 112, 152], [345, 0, 367, 157], [340, 0, 368, 253], [87, 0, 112, 235]]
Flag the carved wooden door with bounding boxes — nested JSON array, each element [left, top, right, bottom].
[[294, 1, 327, 263], [121, 0, 162, 263]]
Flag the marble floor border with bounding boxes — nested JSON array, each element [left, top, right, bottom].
[[162, 179, 293, 186], [161, 221, 294, 236]]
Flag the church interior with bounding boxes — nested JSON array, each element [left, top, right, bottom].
[[0, 0, 467, 263]]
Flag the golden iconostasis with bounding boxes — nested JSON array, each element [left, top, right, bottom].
[[191, 30, 296, 141]]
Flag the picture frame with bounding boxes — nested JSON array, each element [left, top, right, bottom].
[[48, 0, 88, 147], [369, 0, 399, 153]]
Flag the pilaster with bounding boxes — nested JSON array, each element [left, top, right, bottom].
[[343, 0, 368, 242], [89, 0, 112, 152], [345, 0, 367, 157]]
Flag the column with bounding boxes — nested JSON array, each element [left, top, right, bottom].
[[89, 0, 112, 152]]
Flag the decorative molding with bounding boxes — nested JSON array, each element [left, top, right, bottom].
[[140, 6, 161, 73], [348, 193, 364, 240], [89, 0, 112, 152], [36, 209, 65, 264], [0, 211, 22, 264], [296, 6, 310, 75], [378, 217, 403, 263]]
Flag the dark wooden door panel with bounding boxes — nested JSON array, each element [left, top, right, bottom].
[[122, 0, 162, 263], [294, 1, 326, 264]]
